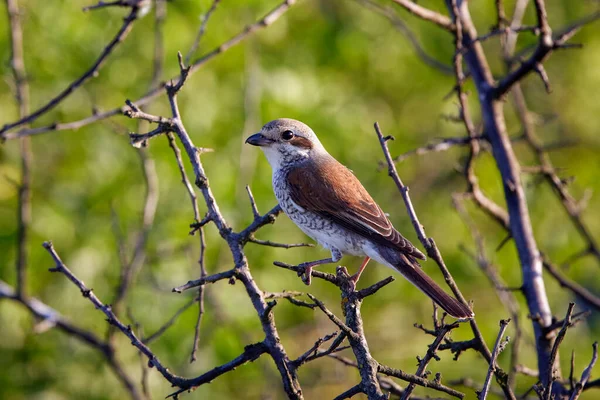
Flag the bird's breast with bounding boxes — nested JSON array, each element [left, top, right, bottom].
[[272, 169, 365, 256]]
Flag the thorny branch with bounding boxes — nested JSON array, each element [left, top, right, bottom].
[[1, 0, 299, 141], [479, 319, 511, 400], [4, 0, 600, 399], [375, 122, 516, 400], [379, 0, 600, 398], [0, 6, 140, 135]]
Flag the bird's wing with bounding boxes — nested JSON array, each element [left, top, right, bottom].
[[286, 157, 425, 260]]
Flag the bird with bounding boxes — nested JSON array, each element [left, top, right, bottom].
[[245, 118, 473, 319]]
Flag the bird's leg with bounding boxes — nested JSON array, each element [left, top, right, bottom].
[[349, 256, 371, 284], [297, 249, 342, 285]]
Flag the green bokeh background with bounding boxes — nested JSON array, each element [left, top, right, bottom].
[[1, 0, 599, 398]]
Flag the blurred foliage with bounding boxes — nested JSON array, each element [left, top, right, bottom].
[[1, 0, 599, 399]]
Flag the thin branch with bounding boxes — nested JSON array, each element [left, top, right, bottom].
[[44, 241, 271, 396], [356, 276, 395, 299], [390, 0, 455, 31], [510, 82, 600, 266], [400, 322, 459, 399], [544, 303, 575, 399], [292, 331, 341, 367], [333, 384, 363, 400], [494, 11, 600, 98], [374, 122, 473, 316], [172, 269, 237, 293], [307, 294, 360, 342], [357, 0, 453, 74], [190, 227, 207, 363], [453, 195, 522, 389], [112, 149, 159, 316], [6, 0, 32, 298], [444, 1, 556, 393], [143, 297, 197, 344], [298, 333, 349, 366], [392, 135, 480, 164], [1, 0, 299, 141], [83, 0, 137, 12], [542, 260, 600, 311], [479, 319, 511, 400], [128, 54, 303, 398], [0, 280, 108, 351], [248, 237, 313, 249], [273, 261, 338, 285], [0, 7, 140, 136], [570, 342, 598, 400], [185, 0, 221, 64], [377, 364, 465, 398]]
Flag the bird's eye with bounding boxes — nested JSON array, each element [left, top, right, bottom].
[[281, 130, 294, 141]]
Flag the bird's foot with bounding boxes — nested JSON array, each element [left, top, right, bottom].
[[336, 266, 357, 290], [297, 263, 313, 286], [348, 272, 361, 284]]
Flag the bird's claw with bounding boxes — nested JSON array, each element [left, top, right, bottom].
[[336, 266, 357, 289], [297, 263, 313, 285]]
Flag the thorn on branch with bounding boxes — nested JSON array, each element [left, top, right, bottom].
[[261, 300, 277, 322], [570, 342, 598, 399], [356, 276, 395, 300], [533, 62, 552, 93], [245, 185, 261, 219], [273, 261, 338, 285], [190, 214, 212, 234], [307, 294, 360, 341], [544, 303, 576, 397]]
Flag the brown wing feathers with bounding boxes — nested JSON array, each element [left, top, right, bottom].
[[287, 156, 425, 260], [286, 156, 473, 318]]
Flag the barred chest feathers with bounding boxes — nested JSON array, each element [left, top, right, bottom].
[[272, 167, 366, 256]]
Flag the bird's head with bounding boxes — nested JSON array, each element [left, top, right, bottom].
[[245, 118, 326, 170]]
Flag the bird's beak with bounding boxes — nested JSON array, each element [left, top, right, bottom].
[[245, 133, 273, 147]]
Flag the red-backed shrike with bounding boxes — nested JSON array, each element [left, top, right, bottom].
[[246, 118, 472, 319]]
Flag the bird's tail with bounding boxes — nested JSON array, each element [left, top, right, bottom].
[[378, 247, 473, 319]]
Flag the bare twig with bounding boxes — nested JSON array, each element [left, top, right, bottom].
[[185, 0, 221, 64], [391, 135, 480, 164], [479, 319, 511, 400], [112, 149, 159, 316], [248, 237, 313, 249], [167, 132, 201, 221], [377, 363, 465, 398], [444, 2, 557, 393], [0, 280, 108, 351], [494, 10, 600, 98], [390, 0, 455, 31], [44, 241, 273, 397], [143, 297, 197, 344], [569, 342, 598, 400], [172, 269, 237, 293], [542, 260, 600, 311], [125, 55, 303, 398], [0, 7, 140, 136], [6, 0, 31, 298], [1, 0, 299, 141], [357, 0, 453, 74], [333, 384, 363, 400], [453, 195, 522, 389], [400, 322, 459, 399], [544, 303, 575, 399], [190, 227, 207, 363]]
